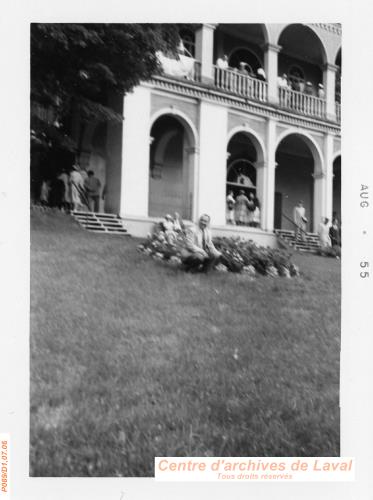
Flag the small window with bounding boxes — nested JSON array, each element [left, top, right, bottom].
[[179, 29, 195, 58]]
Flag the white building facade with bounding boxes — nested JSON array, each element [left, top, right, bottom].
[[103, 23, 341, 245]]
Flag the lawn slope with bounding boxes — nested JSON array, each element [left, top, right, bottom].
[[30, 210, 340, 476]]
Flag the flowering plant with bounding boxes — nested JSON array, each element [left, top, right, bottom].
[[138, 229, 300, 277]]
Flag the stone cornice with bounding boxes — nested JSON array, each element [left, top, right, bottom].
[[309, 23, 342, 36], [147, 76, 341, 136]]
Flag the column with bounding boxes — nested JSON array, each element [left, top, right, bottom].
[[323, 63, 338, 121], [264, 43, 281, 105], [259, 117, 277, 231], [323, 133, 334, 221], [198, 101, 227, 225], [120, 86, 151, 217], [195, 24, 216, 84], [183, 145, 200, 221], [313, 172, 326, 233]]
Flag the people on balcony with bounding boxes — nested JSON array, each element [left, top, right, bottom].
[[238, 62, 249, 76], [318, 83, 325, 99], [216, 54, 229, 70], [304, 81, 314, 96], [278, 74, 290, 90], [256, 68, 266, 81]]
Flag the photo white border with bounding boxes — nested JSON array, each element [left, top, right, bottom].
[[1, 0, 373, 498]]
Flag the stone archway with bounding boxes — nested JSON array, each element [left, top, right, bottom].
[[275, 131, 324, 232], [226, 127, 266, 226], [149, 113, 198, 220]]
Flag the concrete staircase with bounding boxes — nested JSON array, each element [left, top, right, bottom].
[[71, 211, 130, 235], [275, 229, 320, 253]]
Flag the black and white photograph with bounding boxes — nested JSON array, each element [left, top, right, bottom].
[[1, 0, 373, 499], [29, 22, 342, 476]]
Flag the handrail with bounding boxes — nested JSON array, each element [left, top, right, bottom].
[[71, 181, 90, 211], [281, 212, 308, 236]]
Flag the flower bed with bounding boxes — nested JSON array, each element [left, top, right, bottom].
[[138, 229, 300, 278]]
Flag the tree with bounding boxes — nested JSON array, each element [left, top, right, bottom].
[[31, 23, 188, 154]]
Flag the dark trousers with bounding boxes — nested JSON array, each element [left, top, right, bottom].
[[182, 253, 220, 273], [88, 195, 100, 212]]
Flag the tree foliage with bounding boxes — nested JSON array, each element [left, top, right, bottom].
[[31, 23, 189, 152]]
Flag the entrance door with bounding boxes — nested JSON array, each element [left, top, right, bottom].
[[274, 192, 282, 229]]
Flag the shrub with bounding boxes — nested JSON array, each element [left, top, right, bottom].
[[138, 231, 300, 277]]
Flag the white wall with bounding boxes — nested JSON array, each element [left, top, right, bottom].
[[120, 86, 151, 217], [197, 102, 228, 225]]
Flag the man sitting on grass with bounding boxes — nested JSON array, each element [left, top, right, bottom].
[[181, 214, 222, 273]]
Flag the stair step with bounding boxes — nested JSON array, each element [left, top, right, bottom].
[[71, 211, 130, 236]]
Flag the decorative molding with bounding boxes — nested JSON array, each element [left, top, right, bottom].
[[312, 172, 326, 180], [309, 23, 342, 36], [263, 42, 282, 53], [323, 63, 339, 72], [148, 77, 341, 137]]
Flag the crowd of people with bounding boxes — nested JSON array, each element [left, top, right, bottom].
[[216, 54, 267, 83], [38, 164, 103, 212], [293, 200, 341, 249], [317, 215, 341, 249], [278, 74, 325, 99], [215, 54, 325, 99], [226, 190, 261, 227]]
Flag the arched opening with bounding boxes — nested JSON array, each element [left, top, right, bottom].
[[149, 114, 195, 219], [214, 24, 267, 76], [275, 133, 322, 232], [226, 131, 264, 226], [335, 49, 341, 104], [278, 24, 326, 95], [228, 48, 262, 76], [333, 155, 341, 222]]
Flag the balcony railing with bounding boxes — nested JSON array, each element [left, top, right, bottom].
[[157, 51, 201, 82], [278, 87, 326, 119], [336, 102, 341, 123], [214, 66, 268, 102]]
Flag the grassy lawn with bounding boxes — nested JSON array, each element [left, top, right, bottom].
[[30, 210, 340, 477]]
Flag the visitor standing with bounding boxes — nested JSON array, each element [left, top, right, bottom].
[[39, 179, 50, 206], [253, 196, 261, 228], [58, 169, 71, 211], [247, 192, 256, 227], [226, 191, 236, 225], [318, 217, 331, 247], [235, 190, 249, 226], [70, 164, 85, 211], [293, 200, 307, 242], [329, 218, 340, 247], [84, 170, 101, 212]]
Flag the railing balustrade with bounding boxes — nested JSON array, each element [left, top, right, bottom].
[[214, 66, 268, 102], [155, 59, 339, 124], [278, 87, 326, 119], [336, 102, 341, 123]]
